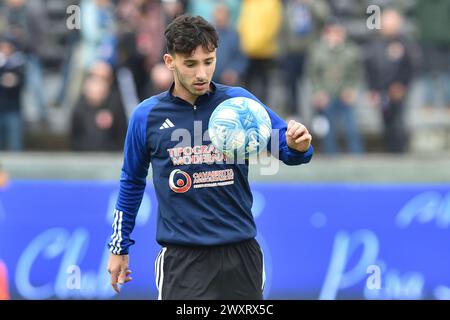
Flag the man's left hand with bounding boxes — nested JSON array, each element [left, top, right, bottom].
[[286, 120, 312, 152]]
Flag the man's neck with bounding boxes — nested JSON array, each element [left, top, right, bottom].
[[172, 82, 211, 105], [172, 85, 197, 105]]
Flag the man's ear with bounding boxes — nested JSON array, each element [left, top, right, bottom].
[[163, 53, 175, 71]]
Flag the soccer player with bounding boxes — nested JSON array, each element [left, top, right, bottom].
[[107, 15, 313, 300]]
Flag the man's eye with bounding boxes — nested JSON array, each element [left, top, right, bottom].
[[185, 64, 194, 68]]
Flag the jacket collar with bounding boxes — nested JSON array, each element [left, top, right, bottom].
[[166, 81, 217, 106]]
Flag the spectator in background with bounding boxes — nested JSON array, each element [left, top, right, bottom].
[[212, 2, 247, 86], [414, 0, 450, 110], [279, 0, 330, 118], [161, 0, 186, 24], [80, 0, 117, 69], [71, 61, 128, 151], [116, 0, 183, 103], [0, 0, 49, 124], [53, 0, 82, 110], [0, 35, 25, 151], [66, 0, 118, 116], [115, 0, 149, 116], [238, 0, 281, 105], [135, 0, 167, 97], [149, 62, 173, 95], [115, 0, 185, 117], [308, 19, 364, 154], [187, 0, 241, 27], [364, 9, 417, 153]]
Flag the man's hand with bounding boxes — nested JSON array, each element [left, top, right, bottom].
[[107, 254, 132, 294], [286, 120, 312, 152]]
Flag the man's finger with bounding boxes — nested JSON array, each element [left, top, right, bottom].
[[295, 134, 312, 144], [123, 275, 133, 284], [118, 269, 132, 284], [291, 126, 307, 139], [112, 283, 120, 294], [287, 121, 300, 136], [110, 271, 121, 294]]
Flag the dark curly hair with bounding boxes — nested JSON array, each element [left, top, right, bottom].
[[164, 14, 219, 55]]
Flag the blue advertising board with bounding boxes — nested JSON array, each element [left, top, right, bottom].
[[0, 181, 449, 299]]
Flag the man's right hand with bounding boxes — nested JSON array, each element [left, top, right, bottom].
[[107, 254, 132, 294]]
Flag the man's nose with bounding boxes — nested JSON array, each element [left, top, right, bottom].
[[196, 66, 207, 79]]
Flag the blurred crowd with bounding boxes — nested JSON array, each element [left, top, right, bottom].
[[0, 0, 449, 154]]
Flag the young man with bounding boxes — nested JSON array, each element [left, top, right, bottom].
[[107, 15, 313, 300]]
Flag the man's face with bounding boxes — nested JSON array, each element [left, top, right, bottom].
[[166, 45, 216, 99]]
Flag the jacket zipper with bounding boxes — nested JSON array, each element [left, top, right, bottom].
[[192, 104, 201, 144]]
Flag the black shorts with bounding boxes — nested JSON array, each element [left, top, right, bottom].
[[154, 238, 265, 300]]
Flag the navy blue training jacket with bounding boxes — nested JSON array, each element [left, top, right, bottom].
[[108, 82, 313, 254]]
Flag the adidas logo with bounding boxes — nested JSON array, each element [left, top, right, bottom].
[[159, 118, 175, 130]]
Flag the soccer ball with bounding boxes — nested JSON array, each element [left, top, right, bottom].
[[208, 97, 272, 159]]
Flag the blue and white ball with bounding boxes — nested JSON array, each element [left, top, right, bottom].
[[208, 97, 272, 159]]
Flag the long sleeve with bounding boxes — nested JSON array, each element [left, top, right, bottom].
[[227, 87, 313, 165], [108, 103, 152, 255]]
